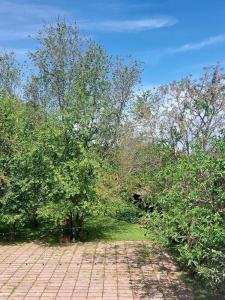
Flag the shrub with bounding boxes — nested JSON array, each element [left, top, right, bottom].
[[146, 147, 225, 290]]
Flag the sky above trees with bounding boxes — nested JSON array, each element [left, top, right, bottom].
[[0, 0, 225, 88]]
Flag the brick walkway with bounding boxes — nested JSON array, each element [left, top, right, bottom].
[[0, 241, 193, 300]]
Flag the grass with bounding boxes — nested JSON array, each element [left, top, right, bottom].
[[0, 223, 55, 244], [82, 215, 148, 241], [0, 215, 148, 244]]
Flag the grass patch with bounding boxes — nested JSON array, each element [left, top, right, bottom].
[[0, 222, 59, 244], [82, 216, 148, 241], [0, 216, 148, 244]]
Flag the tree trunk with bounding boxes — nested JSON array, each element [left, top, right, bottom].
[[9, 223, 15, 241], [31, 212, 39, 228], [69, 213, 74, 242], [74, 213, 84, 241], [65, 214, 74, 242]]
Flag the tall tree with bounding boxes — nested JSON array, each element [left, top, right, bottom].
[[0, 51, 21, 96], [28, 19, 82, 110]]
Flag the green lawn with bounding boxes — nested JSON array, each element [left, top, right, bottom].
[[0, 216, 148, 244], [83, 216, 148, 241]]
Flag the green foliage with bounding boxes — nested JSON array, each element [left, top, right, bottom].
[[0, 96, 28, 227], [0, 18, 141, 240], [0, 51, 21, 95], [145, 147, 225, 290], [115, 202, 142, 224]]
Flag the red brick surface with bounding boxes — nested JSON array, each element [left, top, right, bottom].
[[0, 241, 193, 299]]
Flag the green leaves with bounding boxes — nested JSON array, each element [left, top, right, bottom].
[[145, 147, 225, 289]]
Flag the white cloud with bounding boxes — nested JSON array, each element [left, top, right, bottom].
[[167, 34, 225, 54], [0, 1, 68, 41], [0, 1, 177, 40], [0, 1, 67, 20], [141, 33, 225, 66], [79, 16, 178, 32]]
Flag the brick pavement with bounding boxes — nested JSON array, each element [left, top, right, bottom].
[[0, 241, 193, 300]]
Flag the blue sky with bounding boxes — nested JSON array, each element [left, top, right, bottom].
[[1, 0, 225, 88]]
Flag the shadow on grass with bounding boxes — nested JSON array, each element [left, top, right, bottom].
[[0, 226, 42, 245], [39, 217, 147, 246], [0, 216, 147, 246], [0, 222, 60, 246], [81, 216, 147, 242]]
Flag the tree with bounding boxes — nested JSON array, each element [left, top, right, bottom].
[[0, 96, 27, 239], [0, 51, 21, 96], [27, 20, 141, 150], [159, 67, 225, 153], [34, 111, 98, 240], [28, 19, 82, 110], [107, 57, 142, 148]]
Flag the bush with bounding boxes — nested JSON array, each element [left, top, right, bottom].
[[146, 147, 225, 290]]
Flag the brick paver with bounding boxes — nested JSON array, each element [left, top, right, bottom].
[[0, 241, 193, 300]]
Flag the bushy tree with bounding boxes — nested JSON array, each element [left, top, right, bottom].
[[35, 112, 98, 240], [0, 96, 28, 238]]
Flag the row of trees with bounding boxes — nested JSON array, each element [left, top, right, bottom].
[[0, 19, 224, 290]]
